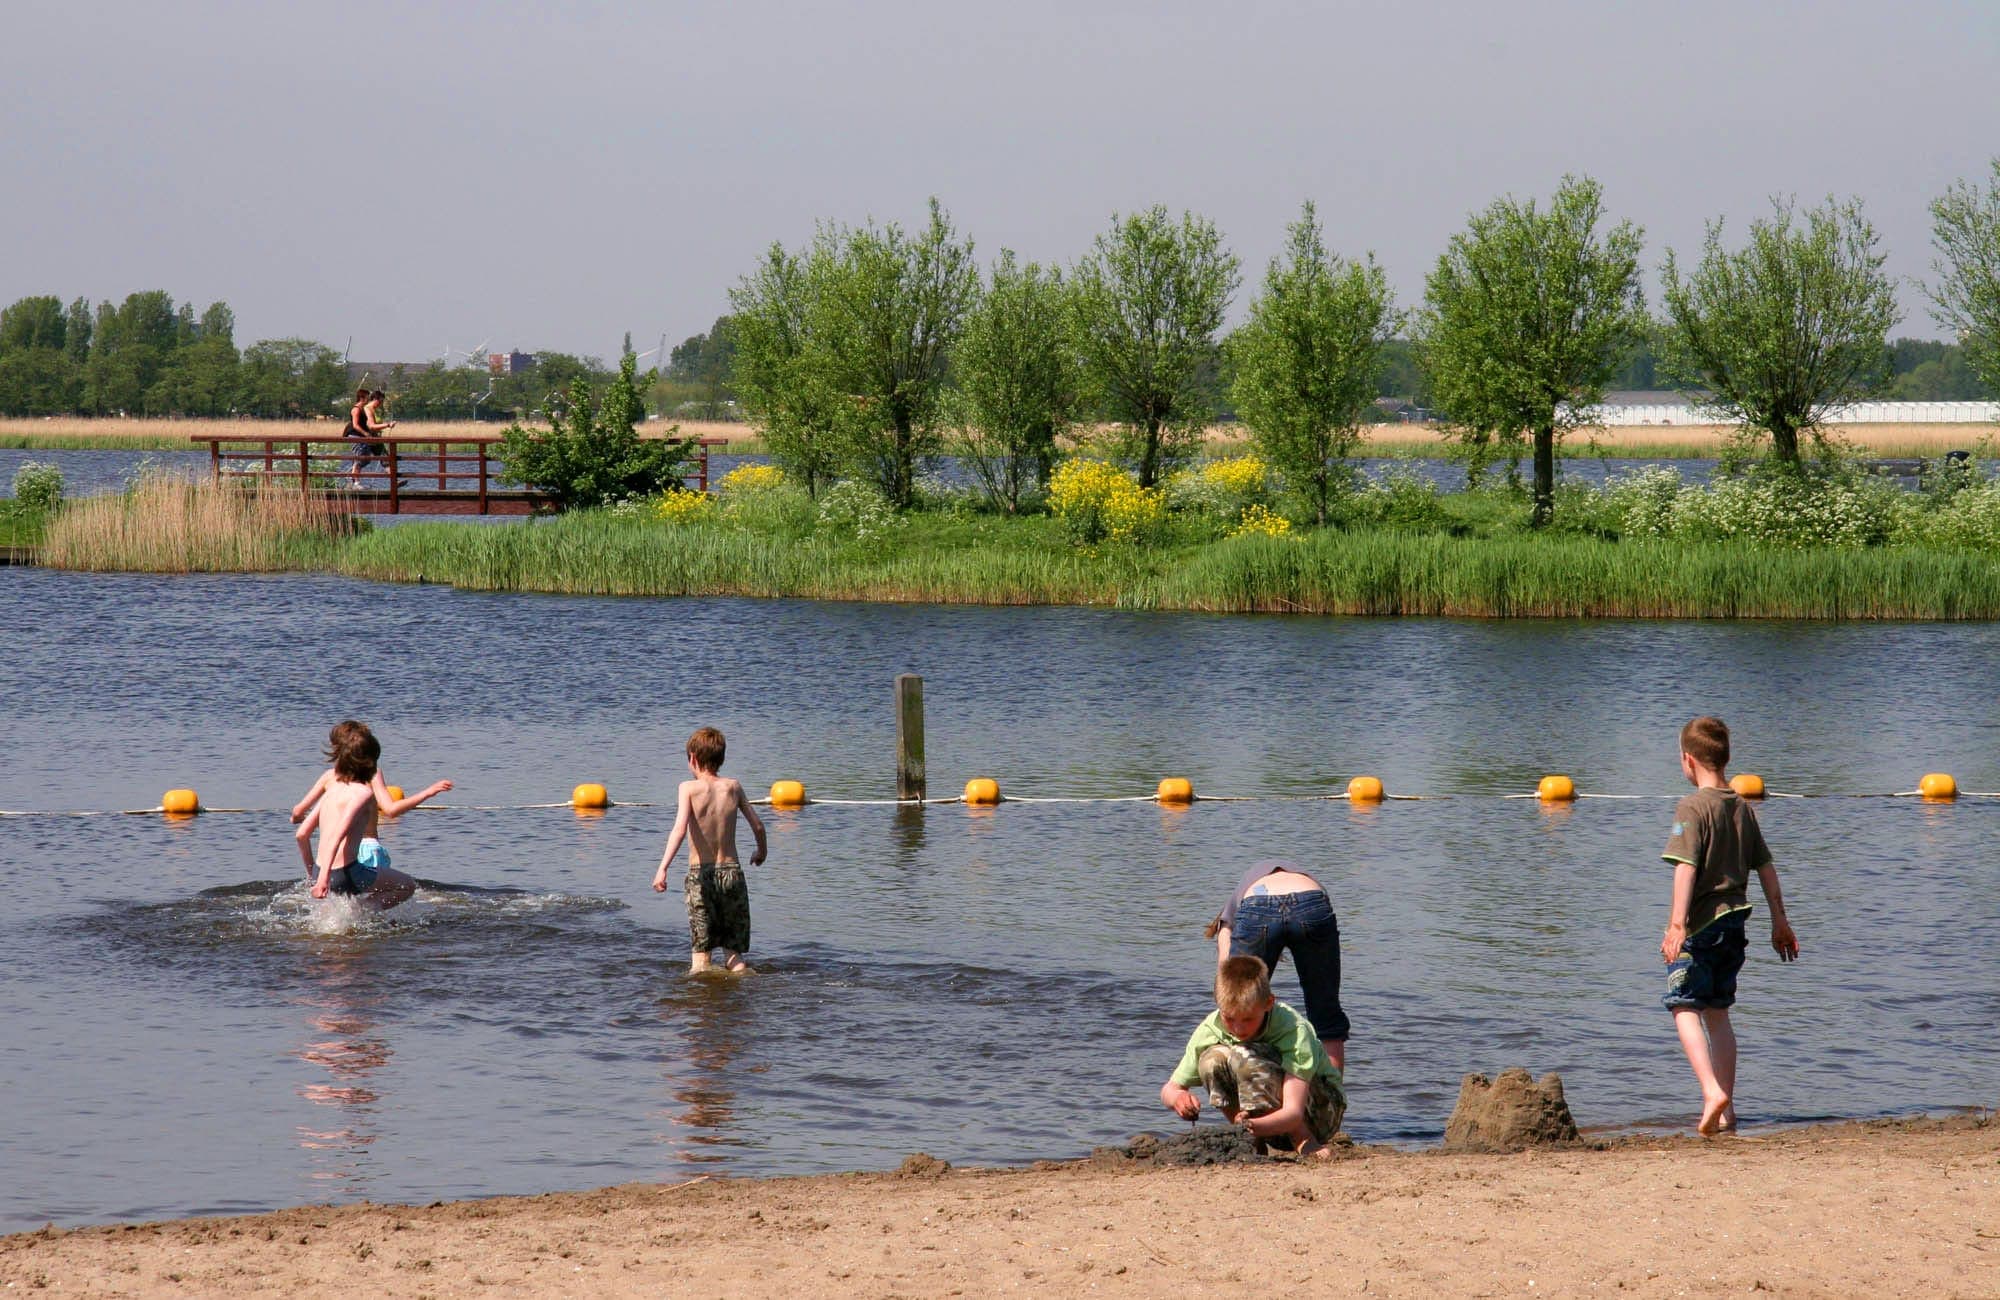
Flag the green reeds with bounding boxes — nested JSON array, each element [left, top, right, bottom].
[[39, 472, 352, 573], [331, 512, 2000, 619]]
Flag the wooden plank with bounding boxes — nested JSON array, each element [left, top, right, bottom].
[[896, 673, 926, 801]]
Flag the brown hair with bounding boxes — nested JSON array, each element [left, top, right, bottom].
[[1680, 715, 1730, 772], [686, 726, 726, 773], [1215, 955, 1272, 1016], [353, 386, 370, 405], [329, 721, 380, 783]]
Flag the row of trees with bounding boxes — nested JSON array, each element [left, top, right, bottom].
[[727, 161, 2000, 525], [0, 291, 353, 418]]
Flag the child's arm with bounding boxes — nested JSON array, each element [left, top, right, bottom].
[[373, 772, 454, 817], [295, 805, 321, 871], [1213, 922, 1231, 966], [1239, 1074, 1312, 1138], [1160, 1079, 1200, 1120], [652, 786, 691, 892], [1757, 863, 1799, 960], [739, 784, 767, 866], [1661, 860, 1698, 962], [290, 770, 332, 824]]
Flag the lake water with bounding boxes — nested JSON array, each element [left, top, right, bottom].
[[3, 568, 1997, 1231]]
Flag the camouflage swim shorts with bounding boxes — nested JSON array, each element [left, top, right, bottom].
[[685, 861, 750, 954], [1196, 1040, 1344, 1145]]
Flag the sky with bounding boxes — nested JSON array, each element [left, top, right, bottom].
[[3, 0, 1995, 361]]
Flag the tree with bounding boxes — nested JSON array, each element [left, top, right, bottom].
[[238, 338, 347, 417], [811, 198, 979, 507], [62, 297, 92, 362], [0, 296, 68, 353], [0, 348, 81, 415], [1228, 202, 1398, 525], [730, 243, 841, 496], [1071, 206, 1239, 487], [497, 353, 693, 509], [665, 316, 737, 419], [952, 251, 1081, 513], [85, 291, 179, 413], [1660, 196, 1897, 463], [1928, 158, 2000, 395], [1418, 176, 1646, 525]]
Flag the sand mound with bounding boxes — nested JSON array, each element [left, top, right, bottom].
[[894, 1152, 951, 1179], [1442, 1069, 1581, 1151]]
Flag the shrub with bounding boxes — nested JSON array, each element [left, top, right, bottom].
[[717, 463, 786, 494], [655, 490, 715, 525], [1678, 466, 1907, 548], [12, 461, 64, 511], [1900, 477, 2000, 550], [1165, 454, 1272, 521], [1230, 503, 1294, 538], [1336, 467, 1451, 533], [815, 479, 902, 545], [1603, 466, 1691, 539], [498, 354, 694, 509], [1049, 458, 1166, 545]]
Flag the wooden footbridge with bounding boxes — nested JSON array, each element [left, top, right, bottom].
[[191, 432, 727, 516]]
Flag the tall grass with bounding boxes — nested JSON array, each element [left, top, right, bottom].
[[40, 472, 351, 573], [331, 512, 2000, 619]]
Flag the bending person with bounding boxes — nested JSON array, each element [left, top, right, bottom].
[[1205, 859, 1349, 1069]]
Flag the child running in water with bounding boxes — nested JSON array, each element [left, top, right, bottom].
[[652, 727, 767, 974], [293, 721, 450, 909], [1660, 716, 1799, 1135]]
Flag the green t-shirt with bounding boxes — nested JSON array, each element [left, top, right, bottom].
[[1170, 1001, 1336, 1089], [1662, 785, 1772, 934]]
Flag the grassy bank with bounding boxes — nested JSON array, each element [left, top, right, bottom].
[[326, 513, 2000, 618], [0, 500, 47, 549]]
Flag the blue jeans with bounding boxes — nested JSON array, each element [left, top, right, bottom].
[[1229, 891, 1349, 1041]]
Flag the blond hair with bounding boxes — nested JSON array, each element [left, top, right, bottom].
[[1215, 955, 1272, 1016]]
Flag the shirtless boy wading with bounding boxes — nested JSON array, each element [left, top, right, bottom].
[[653, 727, 768, 974]]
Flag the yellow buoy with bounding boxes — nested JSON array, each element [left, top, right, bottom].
[[1346, 775, 1385, 803], [1537, 775, 1576, 802], [963, 777, 1002, 806], [383, 784, 406, 810], [768, 780, 807, 808], [1156, 777, 1194, 805], [1919, 772, 1958, 802], [160, 788, 199, 816], [570, 782, 610, 810], [1729, 773, 1765, 799]]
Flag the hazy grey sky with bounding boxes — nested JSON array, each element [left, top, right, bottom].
[[4, 0, 1994, 361]]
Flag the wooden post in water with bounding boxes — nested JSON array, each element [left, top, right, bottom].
[[896, 673, 926, 801]]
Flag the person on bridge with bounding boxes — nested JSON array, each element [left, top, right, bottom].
[[343, 387, 395, 489]]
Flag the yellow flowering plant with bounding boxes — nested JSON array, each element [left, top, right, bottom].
[[1048, 458, 1165, 545], [1230, 503, 1294, 538], [717, 463, 786, 494], [655, 490, 715, 524]]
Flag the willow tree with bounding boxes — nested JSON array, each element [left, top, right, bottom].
[[1229, 202, 1398, 525], [1071, 206, 1239, 487], [1928, 159, 2000, 395], [952, 251, 1081, 513], [1661, 197, 1897, 463], [729, 242, 840, 497], [1418, 176, 1646, 526], [812, 198, 979, 507]]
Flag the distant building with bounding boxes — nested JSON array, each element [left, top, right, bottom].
[[489, 351, 535, 375]]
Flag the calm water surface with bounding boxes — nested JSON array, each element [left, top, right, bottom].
[[3, 568, 1997, 1230]]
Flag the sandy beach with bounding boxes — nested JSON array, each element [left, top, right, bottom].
[[5, 1116, 1992, 1298]]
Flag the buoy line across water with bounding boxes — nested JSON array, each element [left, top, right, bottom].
[[3, 779, 1995, 819]]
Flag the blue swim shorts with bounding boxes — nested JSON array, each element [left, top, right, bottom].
[[356, 837, 390, 871], [1663, 911, 1749, 1011]]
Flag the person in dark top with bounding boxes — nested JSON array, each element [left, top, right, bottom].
[[343, 386, 394, 488], [1660, 716, 1799, 1136], [1204, 859, 1349, 1070]]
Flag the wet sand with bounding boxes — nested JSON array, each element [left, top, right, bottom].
[[6, 1116, 1992, 1297]]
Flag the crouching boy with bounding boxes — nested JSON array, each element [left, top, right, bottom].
[[1160, 955, 1347, 1158]]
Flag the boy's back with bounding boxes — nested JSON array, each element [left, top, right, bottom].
[[679, 773, 747, 866], [1662, 785, 1770, 934]]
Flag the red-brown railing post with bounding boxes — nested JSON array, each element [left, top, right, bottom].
[[209, 439, 221, 483], [436, 441, 446, 490], [698, 440, 710, 492], [298, 441, 309, 495], [388, 442, 400, 513], [263, 440, 273, 474], [478, 442, 489, 513]]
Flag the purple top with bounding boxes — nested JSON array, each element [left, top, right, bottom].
[[1216, 858, 1315, 930]]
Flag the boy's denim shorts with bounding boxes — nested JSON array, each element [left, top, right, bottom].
[[1663, 911, 1749, 1012]]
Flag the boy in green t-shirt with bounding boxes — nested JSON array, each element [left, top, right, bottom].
[[1160, 955, 1346, 1158], [1661, 716, 1800, 1136]]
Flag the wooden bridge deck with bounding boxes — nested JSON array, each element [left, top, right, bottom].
[[191, 431, 724, 516]]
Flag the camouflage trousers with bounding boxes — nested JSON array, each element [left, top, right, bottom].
[[685, 861, 750, 954], [1197, 1041, 1345, 1145]]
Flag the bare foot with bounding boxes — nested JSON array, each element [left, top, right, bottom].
[[1298, 1139, 1336, 1163], [1697, 1092, 1731, 1136], [724, 961, 755, 975]]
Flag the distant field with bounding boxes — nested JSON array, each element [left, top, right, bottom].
[[2, 416, 1993, 460]]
